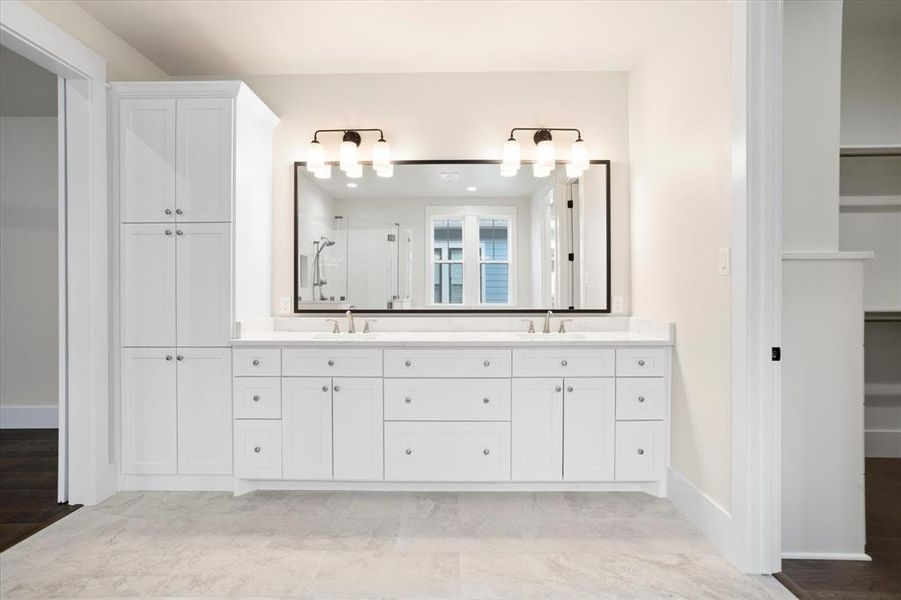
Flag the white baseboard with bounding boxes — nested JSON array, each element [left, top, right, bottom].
[[118, 474, 234, 492], [667, 468, 736, 563], [0, 404, 58, 428], [234, 479, 660, 496], [782, 552, 872, 561]]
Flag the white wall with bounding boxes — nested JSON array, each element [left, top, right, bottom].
[[23, 0, 168, 80], [0, 116, 58, 415], [629, 2, 733, 508], [237, 72, 630, 315]]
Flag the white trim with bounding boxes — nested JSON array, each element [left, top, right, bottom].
[[782, 552, 872, 561], [57, 75, 69, 503], [119, 475, 235, 492], [782, 251, 874, 260], [667, 468, 734, 557], [0, 406, 59, 429]]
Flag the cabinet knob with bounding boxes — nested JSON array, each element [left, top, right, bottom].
[[483, 448, 490, 455], [176, 355, 183, 361], [637, 396, 646, 403], [561, 360, 568, 367], [483, 397, 490, 404], [175, 208, 183, 215], [254, 446, 261, 453], [483, 360, 490, 367], [165, 355, 173, 361], [176, 229, 183, 236], [404, 360, 412, 367], [164, 209, 172, 215], [333, 385, 340, 392], [404, 396, 412, 404], [165, 229, 172, 236], [638, 359, 646, 366], [322, 385, 329, 392], [405, 448, 412, 455], [637, 448, 645, 455], [567, 386, 574, 392], [252, 359, 260, 366], [327, 360, 335, 366], [252, 395, 260, 402], [555, 386, 562, 392]]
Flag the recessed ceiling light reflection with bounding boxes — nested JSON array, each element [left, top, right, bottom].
[[346, 182, 358, 188], [466, 186, 477, 192]]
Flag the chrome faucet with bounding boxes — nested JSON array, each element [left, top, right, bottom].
[[543, 310, 553, 334], [346, 310, 356, 334], [326, 319, 340, 334], [558, 319, 573, 334]]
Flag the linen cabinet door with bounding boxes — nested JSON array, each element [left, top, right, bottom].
[[512, 378, 563, 481], [176, 348, 232, 474], [176, 98, 233, 222], [283, 377, 333, 480], [121, 348, 177, 474], [121, 224, 176, 347], [333, 378, 384, 480], [563, 377, 616, 481], [176, 223, 232, 346], [119, 98, 176, 223]]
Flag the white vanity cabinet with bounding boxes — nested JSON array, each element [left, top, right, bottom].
[[114, 82, 278, 485]]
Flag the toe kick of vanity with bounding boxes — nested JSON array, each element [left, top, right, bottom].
[[233, 345, 671, 488]]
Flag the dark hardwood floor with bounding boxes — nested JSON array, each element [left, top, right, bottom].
[[0, 429, 80, 552], [778, 457, 901, 599]]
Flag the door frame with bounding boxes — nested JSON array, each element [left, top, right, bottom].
[[1, 0, 116, 505]]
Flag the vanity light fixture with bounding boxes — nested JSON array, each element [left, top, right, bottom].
[[501, 127, 590, 178], [306, 128, 393, 178]]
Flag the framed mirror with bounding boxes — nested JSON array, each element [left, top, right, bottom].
[[293, 160, 610, 313]]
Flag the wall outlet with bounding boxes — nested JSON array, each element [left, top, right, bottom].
[[612, 295, 624, 313], [279, 296, 292, 314], [718, 247, 731, 276]]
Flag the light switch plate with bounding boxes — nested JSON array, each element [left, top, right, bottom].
[[718, 247, 731, 276], [612, 295, 624, 313], [279, 296, 292, 314]]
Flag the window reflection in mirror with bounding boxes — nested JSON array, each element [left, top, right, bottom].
[[294, 161, 609, 312]]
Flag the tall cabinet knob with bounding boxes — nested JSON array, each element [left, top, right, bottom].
[[164, 209, 172, 215], [175, 208, 183, 215]]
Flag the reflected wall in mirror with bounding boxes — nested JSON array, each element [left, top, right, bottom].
[[294, 161, 609, 312]]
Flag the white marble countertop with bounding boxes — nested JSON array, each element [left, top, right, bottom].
[[232, 329, 673, 347]]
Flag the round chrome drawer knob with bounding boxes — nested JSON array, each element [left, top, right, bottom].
[[483, 449, 490, 455], [405, 360, 412, 367], [483, 360, 490, 367], [567, 386, 574, 392], [638, 396, 646, 403], [638, 359, 646, 366], [405, 397, 412, 404], [405, 448, 412, 455], [327, 360, 335, 366], [483, 397, 490, 404], [637, 448, 645, 455], [322, 386, 329, 392], [176, 230, 183, 236], [176, 355, 183, 361], [252, 359, 260, 366], [561, 360, 568, 366], [334, 385, 340, 392], [164, 209, 172, 215], [175, 209, 183, 215], [555, 386, 562, 392], [165, 229, 172, 236], [253, 446, 261, 453], [252, 395, 260, 402], [165, 355, 173, 361]]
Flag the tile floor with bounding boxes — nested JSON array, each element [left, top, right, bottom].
[[0, 491, 792, 598]]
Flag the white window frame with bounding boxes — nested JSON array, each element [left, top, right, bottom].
[[425, 206, 517, 308]]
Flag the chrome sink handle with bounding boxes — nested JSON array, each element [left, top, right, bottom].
[[543, 310, 554, 334], [521, 319, 535, 334], [558, 319, 573, 334], [326, 319, 340, 334], [363, 319, 377, 334]]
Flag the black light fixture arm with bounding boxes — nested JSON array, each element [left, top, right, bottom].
[[508, 127, 584, 143], [312, 128, 386, 146]]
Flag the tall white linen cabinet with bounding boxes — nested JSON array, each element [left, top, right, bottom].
[[112, 82, 278, 487]]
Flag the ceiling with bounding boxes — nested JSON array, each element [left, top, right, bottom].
[[73, 0, 696, 77], [299, 162, 557, 201]]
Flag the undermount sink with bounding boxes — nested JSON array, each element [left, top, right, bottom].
[[312, 332, 379, 340], [513, 332, 588, 340]]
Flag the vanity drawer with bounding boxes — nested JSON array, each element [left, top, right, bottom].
[[616, 348, 666, 377], [384, 421, 511, 481], [233, 377, 281, 419], [615, 378, 666, 420], [512, 348, 615, 377], [233, 348, 281, 377], [282, 348, 382, 377], [384, 379, 511, 421], [615, 420, 666, 481], [384, 349, 511, 378], [234, 420, 282, 479]]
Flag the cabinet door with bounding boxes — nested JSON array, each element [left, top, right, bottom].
[[615, 421, 666, 481], [512, 378, 563, 481], [119, 98, 176, 222], [121, 224, 176, 346], [176, 98, 233, 222], [333, 377, 383, 480], [282, 377, 332, 480], [121, 348, 177, 474], [177, 348, 232, 475], [563, 377, 616, 481], [176, 223, 232, 346], [234, 420, 282, 479]]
